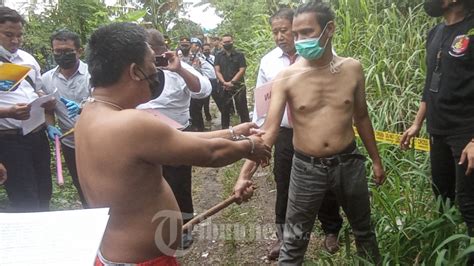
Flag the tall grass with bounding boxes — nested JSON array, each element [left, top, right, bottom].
[[332, 0, 473, 264], [233, 0, 474, 264]]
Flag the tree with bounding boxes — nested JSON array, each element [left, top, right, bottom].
[[138, 0, 183, 33]]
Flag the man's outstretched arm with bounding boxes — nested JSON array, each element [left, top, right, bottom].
[[234, 71, 289, 200]]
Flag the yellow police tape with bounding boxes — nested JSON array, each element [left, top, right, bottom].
[[353, 127, 430, 152]]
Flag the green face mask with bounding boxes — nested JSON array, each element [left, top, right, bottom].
[[295, 23, 329, 61]]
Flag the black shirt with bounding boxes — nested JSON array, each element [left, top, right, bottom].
[[422, 15, 474, 135], [214, 49, 247, 83]]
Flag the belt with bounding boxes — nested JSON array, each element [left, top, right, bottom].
[[0, 125, 46, 137], [0, 128, 21, 136], [294, 142, 365, 168]]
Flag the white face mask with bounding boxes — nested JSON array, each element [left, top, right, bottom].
[[0, 45, 13, 60]]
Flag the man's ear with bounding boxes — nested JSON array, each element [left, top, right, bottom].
[[327, 21, 336, 39], [76, 47, 84, 58], [129, 63, 142, 81]]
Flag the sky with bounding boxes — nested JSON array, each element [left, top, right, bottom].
[[181, 0, 222, 30]]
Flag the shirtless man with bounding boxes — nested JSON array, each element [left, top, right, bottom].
[[74, 22, 271, 265], [235, 1, 385, 264]]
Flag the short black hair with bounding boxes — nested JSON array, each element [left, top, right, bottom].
[[295, 1, 335, 28], [179, 36, 190, 42], [270, 7, 294, 24], [0, 7, 26, 25], [146, 28, 165, 47], [50, 29, 81, 49], [87, 22, 148, 88], [222, 33, 233, 39]]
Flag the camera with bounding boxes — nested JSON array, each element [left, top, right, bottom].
[[155, 55, 168, 67]]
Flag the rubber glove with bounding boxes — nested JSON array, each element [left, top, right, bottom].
[[47, 125, 62, 141], [60, 97, 80, 119]]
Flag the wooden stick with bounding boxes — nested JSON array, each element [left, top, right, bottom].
[[182, 194, 238, 233], [182, 164, 260, 232], [60, 128, 74, 140]]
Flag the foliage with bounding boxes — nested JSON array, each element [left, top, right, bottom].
[[23, 0, 146, 71], [138, 0, 183, 33], [168, 18, 204, 48], [205, 0, 474, 264]]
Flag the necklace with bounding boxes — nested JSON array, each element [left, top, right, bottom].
[[86, 97, 124, 110]]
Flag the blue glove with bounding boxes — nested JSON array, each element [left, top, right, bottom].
[[60, 97, 80, 119], [46, 125, 62, 141]]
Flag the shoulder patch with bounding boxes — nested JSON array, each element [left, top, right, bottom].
[[449, 34, 470, 57]]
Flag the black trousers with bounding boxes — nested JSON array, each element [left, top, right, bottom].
[[162, 125, 194, 224], [61, 144, 88, 208], [0, 130, 52, 212], [220, 85, 250, 129], [190, 98, 206, 132], [429, 133, 474, 263], [162, 164, 193, 224], [274, 127, 343, 235]]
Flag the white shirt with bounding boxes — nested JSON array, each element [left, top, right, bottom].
[[198, 54, 217, 80], [252, 47, 296, 128], [137, 62, 212, 127], [0, 49, 42, 130], [42, 60, 91, 148]]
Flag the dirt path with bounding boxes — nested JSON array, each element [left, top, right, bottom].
[[179, 165, 278, 265], [178, 115, 278, 265]]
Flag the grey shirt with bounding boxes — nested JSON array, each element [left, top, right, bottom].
[[42, 60, 91, 148]]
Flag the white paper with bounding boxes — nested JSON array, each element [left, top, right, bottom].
[[0, 208, 110, 266], [21, 90, 56, 135]]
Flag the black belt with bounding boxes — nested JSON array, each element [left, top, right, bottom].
[[294, 142, 365, 167], [0, 125, 46, 137]]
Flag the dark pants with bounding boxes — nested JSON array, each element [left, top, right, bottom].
[[190, 79, 222, 131], [273, 127, 343, 236], [209, 78, 223, 113], [0, 130, 52, 212], [429, 133, 474, 264], [279, 145, 380, 265], [203, 78, 222, 119], [162, 126, 194, 224], [221, 85, 250, 129], [162, 164, 193, 224], [190, 98, 206, 132], [61, 144, 88, 208]]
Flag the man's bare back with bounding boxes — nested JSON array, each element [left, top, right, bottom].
[[76, 106, 181, 262], [268, 56, 364, 157], [77, 22, 271, 264]]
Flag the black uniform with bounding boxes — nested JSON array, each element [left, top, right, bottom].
[[214, 49, 250, 129], [422, 14, 474, 263]]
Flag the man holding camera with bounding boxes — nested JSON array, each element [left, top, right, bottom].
[[137, 28, 211, 249]]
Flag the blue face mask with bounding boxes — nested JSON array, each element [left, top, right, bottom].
[[295, 23, 330, 61]]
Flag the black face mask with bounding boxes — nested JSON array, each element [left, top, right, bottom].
[[203, 52, 210, 57], [54, 52, 77, 69], [137, 67, 165, 100], [223, 43, 233, 51], [180, 46, 190, 55], [424, 0, 445, 17]]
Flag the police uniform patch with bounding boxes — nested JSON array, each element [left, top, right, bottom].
[[449, 34, 470, 57]]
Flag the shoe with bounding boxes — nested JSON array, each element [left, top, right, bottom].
[[179, 231, 194, 250], [267, 239, 282, 260], [323, 233, 339, 254]]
